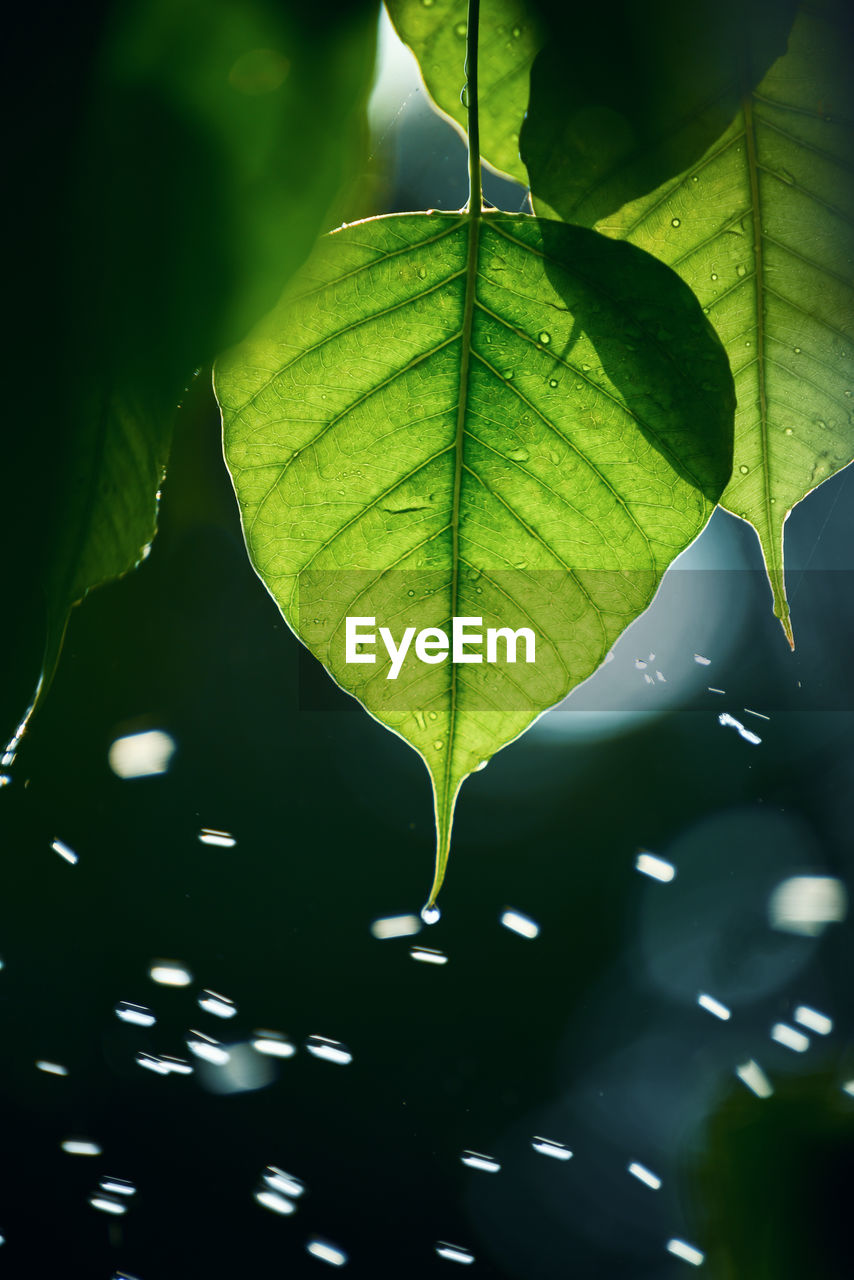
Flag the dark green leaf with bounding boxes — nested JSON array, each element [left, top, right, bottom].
[[522, 0, 798, 227]]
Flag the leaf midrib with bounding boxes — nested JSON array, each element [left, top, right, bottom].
[[442, 207, 481, 826], [743, 90, 774, 556]]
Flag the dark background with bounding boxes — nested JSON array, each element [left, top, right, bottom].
[[2, 10, 853, 1280]]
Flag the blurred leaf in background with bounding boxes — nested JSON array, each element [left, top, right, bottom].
[[3, 0, 378, 756], [697, 1074, 854, 1279]]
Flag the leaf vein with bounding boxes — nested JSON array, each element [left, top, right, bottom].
[[244, 335, 462, 542], [471, 350, 655, 564]]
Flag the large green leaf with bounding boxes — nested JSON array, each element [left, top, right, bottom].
[[385, 0, 538, 185], [521, 0, 798, 228], [3, 0, 377, 762], [216, 211, 734, 906], [595, 0, 854, 645]]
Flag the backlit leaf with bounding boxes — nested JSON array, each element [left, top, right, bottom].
[[595, 0, 854, 644], [216, 211, 734, 904], [385, 0, 538, 184]]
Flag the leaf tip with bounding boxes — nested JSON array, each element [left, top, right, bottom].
[[764, 552, 795, 652], [424, 764, 464, 918], [770, 572, 795, 650], [423, 823, 450, 921]]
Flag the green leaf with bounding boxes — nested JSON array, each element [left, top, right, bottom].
[[216, 211, 734, 905], [595, 0, 854, 645], [3, 0, 378, 759], [521, 0, 798, 228], [385, 0, 539, 185]]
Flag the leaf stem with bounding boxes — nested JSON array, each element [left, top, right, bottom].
[[466, 0, 482, 214]]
